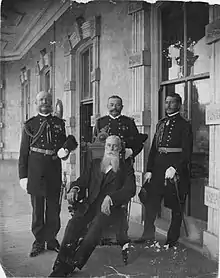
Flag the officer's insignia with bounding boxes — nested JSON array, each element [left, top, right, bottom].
[[122, 125, 127, 131], [54, 124, 62, 132]]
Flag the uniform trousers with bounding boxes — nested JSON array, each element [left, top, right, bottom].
[[30, 194, 61, 244], [142, 192, 185, 245]]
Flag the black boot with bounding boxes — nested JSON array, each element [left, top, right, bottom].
[[47, 239, 60, 252], [29, 240, 45, 257], [48, 261, 74, 277]]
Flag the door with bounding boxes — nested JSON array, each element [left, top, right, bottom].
[[80, 102, 93, 174]]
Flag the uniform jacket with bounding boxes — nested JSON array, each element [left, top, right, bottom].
[[93, 115, 143, 157], [145, 113, 193, 201], [70, 157, 136, 213], [18, 114, 67, 197]]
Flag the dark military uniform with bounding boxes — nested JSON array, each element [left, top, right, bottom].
[[18, 113, 67, 245], [93, 114, 143, 157], [140, 112, 193, 245]]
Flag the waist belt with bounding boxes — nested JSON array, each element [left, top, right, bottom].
[[30, 147, 55, 155], [158, 147, 182, 154]]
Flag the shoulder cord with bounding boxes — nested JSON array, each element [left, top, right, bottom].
[[24, 120, 48, 147]]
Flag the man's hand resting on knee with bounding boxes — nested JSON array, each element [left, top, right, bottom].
[[101, 195, 113, 216]]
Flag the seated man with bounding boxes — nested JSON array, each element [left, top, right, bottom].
[[49, 135, 136, 277]]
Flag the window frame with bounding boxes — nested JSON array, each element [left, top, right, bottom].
[[80, 45, 93, 103]]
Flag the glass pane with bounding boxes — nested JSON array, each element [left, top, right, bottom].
[[45, 71, 50, 92], [161, 2, 184, 81], [186, 3, 210, 76], [82, 49, 90, 99], [191, 79, 210, 155], [89, 46, 93, 98], [189, 78, 210, 222]]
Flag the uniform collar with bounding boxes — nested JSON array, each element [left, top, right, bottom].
[[167, 111, 180, 118], [38, 112, 52, 117], [108, 114, 121, 120]]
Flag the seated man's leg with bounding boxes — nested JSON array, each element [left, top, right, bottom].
[[115, 205, 130, 247], [72, 212, 112, 270], [49, 209, 95, 277]]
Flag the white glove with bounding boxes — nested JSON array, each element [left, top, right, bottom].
[[165, 166, 176, 179], [144, 172, 152, 183], [67, 187, 79, 204], [20, 178, 28, 191], [101, 195, 113, 216], [57, 148, 69, 159], [125, 148, 133, 159]]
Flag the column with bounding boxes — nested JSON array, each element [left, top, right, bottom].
[[128, 2, 151, 223]]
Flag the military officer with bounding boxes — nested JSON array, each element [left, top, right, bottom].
[[136, 93, 193, 248], [93, 95, 144, 158], [18, 91, 78, 257]]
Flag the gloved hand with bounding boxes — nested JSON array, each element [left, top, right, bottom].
[[165, 166, 176, 179], [20, 178, 28, 191], [67, 187, 79, 204], [57, 148, 69, 159], [125, 148, 133, 159], [143, 172, 152, 183], [101, 195, 112, 216]]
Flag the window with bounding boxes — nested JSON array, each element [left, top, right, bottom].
[[20, 68, 30, 122], [40, 69, 51, 93], [81, 46, 93, 101], [160, 2, 210, 222]]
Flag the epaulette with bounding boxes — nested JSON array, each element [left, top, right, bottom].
[[53, 115, 66, 122], [24, 116, 35, 124], [98, 115, 108, 121], [158, 116, 167, 123], [121, 115, 134, 121]]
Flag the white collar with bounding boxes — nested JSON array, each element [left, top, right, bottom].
[[38, 112, 51, 117], [108, 114, 121, 119], [167, 111, 180, 117]]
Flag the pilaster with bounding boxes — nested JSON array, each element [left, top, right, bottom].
[[204, 9, 220, 259], [128, 2, 151, 211]]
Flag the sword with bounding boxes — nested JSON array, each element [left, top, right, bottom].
[[59, 171, 67, 206], [165, 175, 189, 237]]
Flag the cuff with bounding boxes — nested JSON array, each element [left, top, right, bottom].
[[71, 186, 80, 192], [107, 195, 113, 206]]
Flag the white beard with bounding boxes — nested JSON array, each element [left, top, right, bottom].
[[100, 153, 120, 173]]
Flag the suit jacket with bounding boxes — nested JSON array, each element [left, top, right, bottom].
[[70, 157, 136, 212], [18, 114, 67, 196], [93, 115, 143, 157]]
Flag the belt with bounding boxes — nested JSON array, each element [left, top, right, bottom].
[[30, 147, 55, 156], [158, 147, 182, 154]]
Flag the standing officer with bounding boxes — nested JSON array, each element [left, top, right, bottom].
[[136, 93, 193, 248], [18, 91, 78, 257], [93, 95, 144, 158], [93, 95, 147, 244]]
